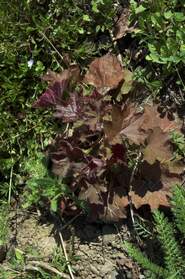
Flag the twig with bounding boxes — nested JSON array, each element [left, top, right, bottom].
[[109, 30, 123, 66], [60, 213, 81, 231], [128, 151, 142, 226], [58, 231, 75, 279], [25, 260, 70, 279], [1, 265, 21, 274], [39, 30, 65, 69], [175, 66, 185, 101], [8, 164, 13, 204]]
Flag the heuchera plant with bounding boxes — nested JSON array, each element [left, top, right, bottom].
[[33, 54, 184, 222]]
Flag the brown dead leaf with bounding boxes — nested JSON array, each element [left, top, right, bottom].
[[84, 54, 124, 95], [104, 105, 127, 144], [129, 162, 170, 211], [78, 165, 130, 222], [78, 183, 107, 221], [104, 103, 183, 147], [130, 166, 183, 211], [113, 7, 130, 40], [165, 160, 185, 175]]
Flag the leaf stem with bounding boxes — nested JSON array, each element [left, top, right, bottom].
[[8, 165, 13, 204]]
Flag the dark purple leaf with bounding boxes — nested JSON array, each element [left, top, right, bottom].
[[54, 93, 82, 122], [110, 144, 126, 162], [33, 80, 68, 108]]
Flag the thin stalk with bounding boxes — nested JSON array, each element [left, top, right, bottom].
[[39, 31, 66, 69], [8, 165, 13, 204]]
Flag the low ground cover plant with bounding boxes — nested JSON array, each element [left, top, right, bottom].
[[30, 53, 184, 222], [129, 0, 185, 98]]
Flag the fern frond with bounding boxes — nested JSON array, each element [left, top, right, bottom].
[[134, 217, 152, 239], [171, 185, 185, 237], [123, 241, 165, 278], [153, 210, 184, 278]]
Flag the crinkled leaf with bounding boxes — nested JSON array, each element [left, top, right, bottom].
[[84, 53, 124, 95], [33, 80, 68, 108], [42, 65, 80, 85], [33, 65, 80, 108], [104, 103, 182, 146], [140, 105, 179, 132], [104, 104, 144, 145], [143, 127, 173, 164], [54, 93, 82, 122], [130, 156, 184, 211]]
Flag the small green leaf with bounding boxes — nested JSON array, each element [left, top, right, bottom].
[[174, 12, 185, 22], [148, 43, 157, 52], [130, 0, 137, 11], [92, 2, 99, 13], [50, 199, 58, 212], [15, 248, 24, 261], [78, 27, 84, 34], [146, 53, 160, 63], [164, 11, 173, 19], [35, 61, 45, 73], [96, 25, 101, 33], [83, 14, 91, 22], [121, 69, 133, 95], [180, 44, 185, 53], [135, 5, 146, 14]]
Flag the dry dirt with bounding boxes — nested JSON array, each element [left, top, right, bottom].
[[5, 210, 144, 279]]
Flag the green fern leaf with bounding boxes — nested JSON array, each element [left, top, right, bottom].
[[123, 241, 165, 278], [171, 185, 185, 237], [153, 210, 184, 278]]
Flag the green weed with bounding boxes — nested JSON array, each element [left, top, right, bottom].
[[124, 185, 185, 279], [130, 0, 185, 94]]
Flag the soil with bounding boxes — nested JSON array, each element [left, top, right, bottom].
[[5, 210, 144, 279]]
